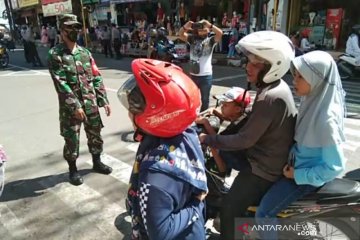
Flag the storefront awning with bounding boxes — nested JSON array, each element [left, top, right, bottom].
[[110, 0, 147, 3]]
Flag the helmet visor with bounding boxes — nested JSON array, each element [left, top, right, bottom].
[[117, 75, 146, 114], [117, 75, 137, 110]]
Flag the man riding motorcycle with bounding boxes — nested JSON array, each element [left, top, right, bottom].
[[345, 24, 360, 66], [199, 31, 297, 240], [148, 27, 174, 61]]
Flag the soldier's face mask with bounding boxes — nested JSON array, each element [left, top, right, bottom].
[[64, 27, 79, 42]]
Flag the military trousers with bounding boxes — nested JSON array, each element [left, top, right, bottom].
[[60, 112, 104, 162]]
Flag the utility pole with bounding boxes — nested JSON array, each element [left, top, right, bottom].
[[272, 0, 278, 31], [80, 0, 88, 48], [4, 0, 14, 38]]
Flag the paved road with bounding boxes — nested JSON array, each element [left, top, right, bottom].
[[0, 48, 359, 239]]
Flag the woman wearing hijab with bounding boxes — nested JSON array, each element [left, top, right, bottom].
[[255, 50, 347, 239]]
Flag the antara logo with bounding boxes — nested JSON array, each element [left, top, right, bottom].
[[237, 223, 250, 234]]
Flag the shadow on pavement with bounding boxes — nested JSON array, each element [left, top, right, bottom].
[[0, 169, 91, 202]]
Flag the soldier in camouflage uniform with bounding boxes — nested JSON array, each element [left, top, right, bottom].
[[48, 14, 112, 186]]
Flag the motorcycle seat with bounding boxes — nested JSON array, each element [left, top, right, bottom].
[[300, 178, 360, 204]]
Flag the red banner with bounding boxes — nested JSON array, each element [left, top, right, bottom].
[[325, 8, 343, 49]]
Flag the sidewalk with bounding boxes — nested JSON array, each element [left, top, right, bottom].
[[212, 50, 344, 67], [33, 40, 343, 68]]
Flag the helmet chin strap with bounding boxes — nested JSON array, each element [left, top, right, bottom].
[[255, 64, 272, 88], [133, 123, 145, 142]]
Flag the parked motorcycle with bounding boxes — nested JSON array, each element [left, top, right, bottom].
[[337, 54, 360, 80], [150, 39, 180, 64], [0, 38, 10, 68]]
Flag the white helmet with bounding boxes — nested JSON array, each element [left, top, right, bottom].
[[236, 31, 295, 83]]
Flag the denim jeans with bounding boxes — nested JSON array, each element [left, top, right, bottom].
[[219, 150, 250, 174], [190, 74, 212, 112], [227, 44, 235, 57], [255, 178, 318, 240], [220, 170, 274, 240]]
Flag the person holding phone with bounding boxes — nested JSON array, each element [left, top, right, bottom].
[[179, 19, 223, 112]]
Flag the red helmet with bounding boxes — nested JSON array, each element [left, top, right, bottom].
[[118, 59, 201, 138]]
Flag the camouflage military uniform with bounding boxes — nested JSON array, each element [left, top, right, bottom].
[[48, 43, 109, 162]]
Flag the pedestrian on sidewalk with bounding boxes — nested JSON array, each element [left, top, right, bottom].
[[24, 25, 43, 67], [47, 14, 113, 186], [20, 25, 31, 63], [48, 25, 57, 48], [111, 23, 122, 59], [179, 19, 223, 112], [101, 26, 113, 58], [227, 30, 237, 58], [41, 25, 49, 47]]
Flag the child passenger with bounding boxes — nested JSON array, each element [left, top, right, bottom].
[[195, 87, 251, 175], [256, 50, 347, 239]]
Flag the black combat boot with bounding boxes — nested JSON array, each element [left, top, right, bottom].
[[67, 160, 83, 186], [92, 154, 112, 174]]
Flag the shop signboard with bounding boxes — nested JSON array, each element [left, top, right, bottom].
[[41, 0, 72, 17], [324, 8, 343, 49], [18, 0, 39, 8], [95, 6, 110, 20]]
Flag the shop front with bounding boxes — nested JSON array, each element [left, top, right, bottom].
[[17, 0, 40, 26], [288, 0, 359, 50], [91, 2, 111, 26]]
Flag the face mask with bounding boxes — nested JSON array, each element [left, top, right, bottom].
[[66, 29, 78, 42]]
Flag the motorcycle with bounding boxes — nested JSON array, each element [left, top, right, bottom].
[[205, 151, 360, 239], [337, 54, 360, 80], [199, 113, 360, 239], [150, 39, 181, 64], [0, 40, 10, 68]]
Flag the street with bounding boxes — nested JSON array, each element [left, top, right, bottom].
[[0, 47, 359, 240]]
